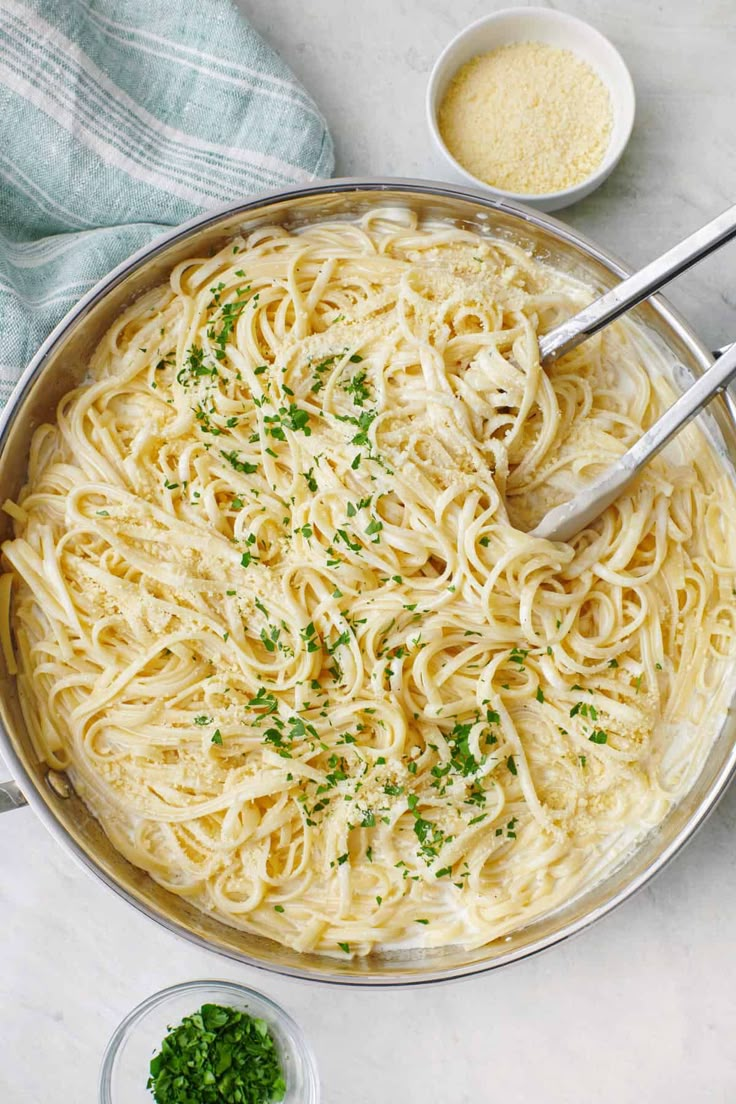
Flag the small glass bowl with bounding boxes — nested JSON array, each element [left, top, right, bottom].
[[99, 980, 320, 1104]]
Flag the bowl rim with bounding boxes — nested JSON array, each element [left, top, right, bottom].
[[0, 176, 733, 987], [98, 979, 320, 1104], [425, 6, 636, 203]]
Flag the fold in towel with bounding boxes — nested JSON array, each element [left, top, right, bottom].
[[0, 0, 334, 401]]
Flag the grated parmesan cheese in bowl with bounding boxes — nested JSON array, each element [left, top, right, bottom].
[[438, 42, 612, 196], [426, 8, 635, 212]]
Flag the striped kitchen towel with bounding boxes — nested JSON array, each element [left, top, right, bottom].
[[0, 0, 334, 402]]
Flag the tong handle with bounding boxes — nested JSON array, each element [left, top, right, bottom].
[[539, 204, 736, 364]]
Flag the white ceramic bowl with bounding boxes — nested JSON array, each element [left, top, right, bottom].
[[426, 7, 636, 212]]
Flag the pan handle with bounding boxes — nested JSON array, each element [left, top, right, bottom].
[[0, 779, 28, 813]]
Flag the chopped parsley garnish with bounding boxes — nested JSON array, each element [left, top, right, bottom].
[[309, 353, 339, 393], [220, 450, 258, 475], [260, 626, 280, 653], [208, 290, 253, 361], [346, 408, 376, 447], [570, 700, 598, 720], [281, 403, 311, 434], [302, 468, 318, 492], [300, 622, 321, 653], [146, 1003, 285, 1104], [447, 726, 477, 777], [176, 345, 218, 387], [263, 402, 312, 441], [193, 401, 223, 436], [343, 367, 372, 407], [506, 755, 518, 775], [589, 730, 608, 744], [248, 686, 279, 715], [406, 794, 449, 862], [346, 496, 371, 518], [335, 528, 362, 553]]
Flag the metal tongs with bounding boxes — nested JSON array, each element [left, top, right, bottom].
[[528, 204, 736, 542]]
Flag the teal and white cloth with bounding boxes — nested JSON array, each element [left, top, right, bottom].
[[0, 0, 334, 402]]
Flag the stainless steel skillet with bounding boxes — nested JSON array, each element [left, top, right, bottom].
[[0, 179, 734, 986]]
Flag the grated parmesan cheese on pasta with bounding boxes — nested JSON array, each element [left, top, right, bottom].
[[438, 41, 613, 195]]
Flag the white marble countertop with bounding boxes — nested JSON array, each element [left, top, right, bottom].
[[3, 1, 736, 1101]]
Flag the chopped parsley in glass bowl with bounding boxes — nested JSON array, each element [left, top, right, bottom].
[[99, 981, 319, 1104]]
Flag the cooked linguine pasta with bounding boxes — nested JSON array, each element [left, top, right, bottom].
[[4, 210, 736, 955]]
